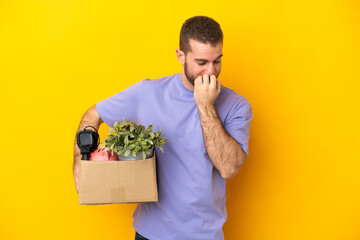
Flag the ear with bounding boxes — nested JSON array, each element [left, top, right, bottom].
[[176, 49, 185, 64]]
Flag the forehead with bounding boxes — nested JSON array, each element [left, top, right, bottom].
[[187, 39, 223, 59]]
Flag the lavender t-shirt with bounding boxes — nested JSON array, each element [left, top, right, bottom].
[[96, 73, 252, 240]]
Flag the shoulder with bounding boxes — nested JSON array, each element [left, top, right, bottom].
[[142, 73, 179, 86], [219, 84, 251, 108], [219, 85, 252, 125]]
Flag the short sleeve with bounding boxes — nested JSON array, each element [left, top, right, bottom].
[[96, 80, 143, 127], [224, 98, 253, 156]]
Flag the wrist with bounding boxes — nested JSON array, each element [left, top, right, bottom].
[[197, 103, 215, 111]]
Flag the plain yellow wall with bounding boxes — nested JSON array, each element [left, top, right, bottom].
[[0, 0, 359, 239]]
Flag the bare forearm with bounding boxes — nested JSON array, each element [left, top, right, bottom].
[[197, 104, 246, 179]]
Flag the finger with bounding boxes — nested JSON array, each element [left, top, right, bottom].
[[202, 74, 209, 86], [194, 76, 202, 88], [210, 75, 217, 89], [76, 178, 79, 193]]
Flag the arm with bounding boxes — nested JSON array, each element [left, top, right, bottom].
[[73, 104, 104, 194], [194, 74, 248, 179], [197, 104, 247, 179]]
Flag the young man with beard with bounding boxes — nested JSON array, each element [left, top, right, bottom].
[[73, 15, 253, 240]]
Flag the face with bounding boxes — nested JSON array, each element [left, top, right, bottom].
[[183, 39, 223, 86]]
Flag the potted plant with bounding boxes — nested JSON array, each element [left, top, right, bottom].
[[103, 118, 167, 160]]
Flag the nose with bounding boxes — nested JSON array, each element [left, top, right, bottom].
[[204, 63, 215, 76]]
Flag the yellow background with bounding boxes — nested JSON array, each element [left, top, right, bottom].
[[0, 0, 359, 239]]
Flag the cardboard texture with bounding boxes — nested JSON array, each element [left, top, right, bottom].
[[79, 151, 158, 205]]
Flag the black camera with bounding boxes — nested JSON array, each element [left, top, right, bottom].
[[76, 126, 100, 160]]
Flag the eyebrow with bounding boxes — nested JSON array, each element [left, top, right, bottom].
[[194, 54, 223, 62]]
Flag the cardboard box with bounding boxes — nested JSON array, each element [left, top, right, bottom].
[[79, 150, 158, 205]]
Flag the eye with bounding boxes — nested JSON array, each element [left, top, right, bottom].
[[198, 62, 206, 66], [214, 61, 221, 64]]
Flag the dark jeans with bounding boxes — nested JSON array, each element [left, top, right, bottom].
[[135, 231, 149, 240]]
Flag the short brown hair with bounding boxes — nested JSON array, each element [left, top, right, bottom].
[[180, 16, 223, 55]]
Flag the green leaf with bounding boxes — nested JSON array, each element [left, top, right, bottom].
[[159, 147, 164, 153], [121, 118, 127, 126], [132, 150, 137, 157], [142, 151, 146, 160], [107, 135, 115, 140], [128, 144, 135, 150], [124, 150, 131, 156], [147, 139, 153, 145]]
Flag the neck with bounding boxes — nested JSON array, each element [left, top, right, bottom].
[[180, 72, 194, 91]]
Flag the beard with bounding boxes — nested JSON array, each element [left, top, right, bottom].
[[184, 61, 197, 86], [184, 60, 220, 86]]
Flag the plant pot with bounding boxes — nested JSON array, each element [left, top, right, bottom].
[[118, 148, 154, 161]]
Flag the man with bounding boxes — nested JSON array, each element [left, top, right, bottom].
[[73, 16, 252, 240]]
